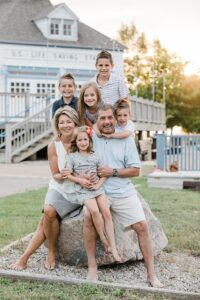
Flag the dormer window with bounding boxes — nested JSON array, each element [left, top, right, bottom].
[[63, 22, 72, 36], [49, 19, 73, 37], [50, 19, 60, 35], [34, 4, 78, 42]]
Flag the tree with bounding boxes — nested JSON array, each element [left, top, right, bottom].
[[118, 23, 150, 98], [117, 23, 200, 133]]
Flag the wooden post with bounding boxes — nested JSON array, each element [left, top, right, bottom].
[[25, 91, 30, 118], [156, 133, 166, 170]]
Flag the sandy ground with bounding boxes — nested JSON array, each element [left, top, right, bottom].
[[0, 161, 50, 197]]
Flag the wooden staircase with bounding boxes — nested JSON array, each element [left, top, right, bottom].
[[12, 133, 52, 163], [1, 103, 53, 163]]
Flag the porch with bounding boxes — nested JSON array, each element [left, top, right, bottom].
[[0, 93, 166, 163]]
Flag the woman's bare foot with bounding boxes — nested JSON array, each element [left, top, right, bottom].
[[44, 251, 56, 270], [9, 256, 27, 271], [87, 266, 98, 282], [147, 276, 164, 288]]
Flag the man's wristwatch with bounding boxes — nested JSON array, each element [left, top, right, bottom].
[[113, 168, 119, 177]]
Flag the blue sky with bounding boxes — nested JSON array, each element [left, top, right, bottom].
[[51, 0, 200, 74]]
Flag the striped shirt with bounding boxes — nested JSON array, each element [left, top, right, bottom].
[[90, 72, 129, 105]]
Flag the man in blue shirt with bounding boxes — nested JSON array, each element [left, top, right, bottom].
[[84, 104, 163, 288]]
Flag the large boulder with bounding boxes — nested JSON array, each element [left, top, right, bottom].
[[57, 193, 168, 266]]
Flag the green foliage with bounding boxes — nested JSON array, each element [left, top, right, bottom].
[[117, 23, 200, 132]]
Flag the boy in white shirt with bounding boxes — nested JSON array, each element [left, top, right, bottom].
[[90, 50, 129, 105]]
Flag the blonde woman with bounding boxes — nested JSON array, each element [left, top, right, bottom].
[[10, 107, 81, 270]]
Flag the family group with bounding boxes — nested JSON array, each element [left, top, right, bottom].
[[10, 50, 163, 288]]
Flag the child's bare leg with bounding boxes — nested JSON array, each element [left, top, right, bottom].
[[97, 194, 121, 262], [84, 198, 109, 251]]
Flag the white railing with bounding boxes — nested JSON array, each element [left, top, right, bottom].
[[5, 103, 53, 163], [1, 93, 166, 163], [0, 92, 50, 123], [0, 93, 165, 130], [130, 96, 166, 131]]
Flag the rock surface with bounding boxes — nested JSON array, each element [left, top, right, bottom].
[[57, 193, 168, 266]]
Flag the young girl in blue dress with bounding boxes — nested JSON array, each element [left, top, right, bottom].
[[66, 126, 121, 262]]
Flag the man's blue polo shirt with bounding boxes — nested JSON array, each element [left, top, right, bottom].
[[92, 133, 141, 198], [52, 96, 78, 118]]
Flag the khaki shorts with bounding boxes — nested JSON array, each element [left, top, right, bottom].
[[108, 194, 146, 229]]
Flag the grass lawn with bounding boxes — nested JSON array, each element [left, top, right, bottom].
[[0, 188, 46, 249], [0, 178, 199, 299], [0, 178, 199, 256], [134, 177, 200, 257], [0, 278, 171, 300]]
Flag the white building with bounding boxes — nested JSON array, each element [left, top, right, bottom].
[[0, 0, 166, 163], [0, 0, 125, 99]]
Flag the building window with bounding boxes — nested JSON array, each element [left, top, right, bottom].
[[49, 19, 74, 38], [36, 83, 56, 99], [10, 82, 30, 93], [50, 20, 60, 35], [63, 23, 72, 36]]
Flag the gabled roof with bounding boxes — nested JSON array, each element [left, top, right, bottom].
[[30, 4, 59, 21], [0, 0, 124, 51], [32, 3, 79, 21]]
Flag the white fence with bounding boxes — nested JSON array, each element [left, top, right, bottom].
[[0, 92, 50, 124], [156, 134, 200, 171], [130, 96, 165, 131], [0, 93, 165, 132]]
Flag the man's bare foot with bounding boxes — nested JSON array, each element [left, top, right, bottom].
[[9, 257, 27, 271], [44, 251, 56, 270], [87, 266, 98, 282], [147, 276, 164, 288]]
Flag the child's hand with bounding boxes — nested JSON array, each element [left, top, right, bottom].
[[93, 124, 102, 137], [80, 178, 92, 189], [96, 131, 102, 137], [88, 183, 99, 191]]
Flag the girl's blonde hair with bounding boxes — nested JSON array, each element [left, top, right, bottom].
[[78, 82, 101, 125], [113, 99, 131, 117], [53, 106, 80, 136], [68, 126, 93, 153]]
